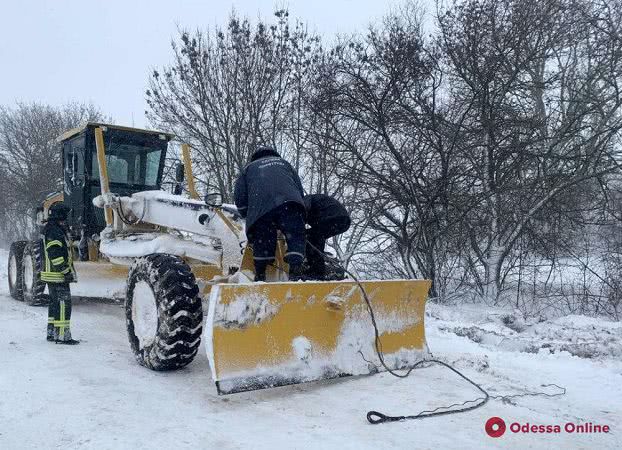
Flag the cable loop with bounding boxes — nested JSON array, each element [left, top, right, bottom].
[[304, 241, 566, 424]]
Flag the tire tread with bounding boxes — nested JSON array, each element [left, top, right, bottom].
[[126, 254, 203, 371]]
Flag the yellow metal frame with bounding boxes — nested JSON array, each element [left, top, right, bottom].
[[211, 280, 429, 371], [57, 122, 174, 143], [240, 238, 289, 280], [181, 143, 200, 200], [208, 279, 431, 393], [73, 259, 223, 288], [87, 240, 99, 262], [94, 127, 113, 226]]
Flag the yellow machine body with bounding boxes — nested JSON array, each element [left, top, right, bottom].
[[41, 123, 433, 394], [206, 279, 430, 394]]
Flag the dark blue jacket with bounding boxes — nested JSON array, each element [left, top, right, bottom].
[[234, 150, 305, 231], [304, 194, 351, 229]]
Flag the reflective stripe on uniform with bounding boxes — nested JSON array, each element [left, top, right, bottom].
[[46, 240, 63, 249], [59, 301, 66, 339], [51, 256, 65, 266], [42, 233, 76, 284], [41, 272, 65, 282]]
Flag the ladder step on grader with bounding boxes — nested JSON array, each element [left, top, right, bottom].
[[6, 123, 431, 394]]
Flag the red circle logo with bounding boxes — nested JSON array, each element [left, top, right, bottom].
[[485, 417, 506, 438]]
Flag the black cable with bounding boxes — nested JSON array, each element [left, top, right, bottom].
[[256, 241, 566, 423], [489, 384, 567, 403], [366, 359, 490, 424], [117, 197, 146, 226], [305, 241, 566, 424]]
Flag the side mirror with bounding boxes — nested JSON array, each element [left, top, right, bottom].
[[204, 192, 223, 207], [175, 162, 185, 183]]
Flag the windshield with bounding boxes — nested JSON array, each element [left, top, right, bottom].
[[92, 141, 163, 187]]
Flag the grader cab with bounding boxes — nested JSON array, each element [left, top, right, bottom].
[[57, 123, 170, 238], [7, 123, 431, 394], [9, 124, 172, 306]]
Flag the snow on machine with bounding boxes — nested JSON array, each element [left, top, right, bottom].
[[6, 123, 431, 393]]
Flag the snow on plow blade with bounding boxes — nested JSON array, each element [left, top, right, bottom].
[[205, 279, 431, 394]]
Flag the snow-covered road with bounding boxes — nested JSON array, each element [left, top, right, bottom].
[[0, 250, 620, 449]]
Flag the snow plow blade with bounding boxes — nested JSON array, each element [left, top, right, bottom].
[[205, 279, 431, 395]]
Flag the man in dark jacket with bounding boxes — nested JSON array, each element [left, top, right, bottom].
[[42, 203, 79, 344], [234, 146, 306, 281], [304, 194, 351, 280]]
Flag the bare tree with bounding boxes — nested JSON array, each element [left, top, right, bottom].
[[144, 0, 622, 317], [438, 0, 622, 301], [0, 102, 104, 244], [146, 10, 321, 201], [308, 5, 465, 296]]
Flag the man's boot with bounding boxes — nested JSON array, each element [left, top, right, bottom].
[[55, 327, 80, 345], [288, 264, 307, 282], [47, 323, 55, 342], [254, 260, 269, 282]]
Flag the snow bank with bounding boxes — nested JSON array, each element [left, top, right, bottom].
[[1, 249, 621, 449], [429, 302, 622, 359]]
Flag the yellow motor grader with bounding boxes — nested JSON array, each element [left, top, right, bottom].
[[6, 123, 430, 394]]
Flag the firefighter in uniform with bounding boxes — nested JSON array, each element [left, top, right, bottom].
[[42, 203, 79, 345]]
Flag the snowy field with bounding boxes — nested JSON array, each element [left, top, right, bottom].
[[0, 249, 620, 449]]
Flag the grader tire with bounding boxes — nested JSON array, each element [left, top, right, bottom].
[[8, 241, 28, 300], [22, 241, 48, 306], [126, 254, 203, 371]]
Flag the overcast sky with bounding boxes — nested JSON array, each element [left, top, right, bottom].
[[0, 0, 421, 128]]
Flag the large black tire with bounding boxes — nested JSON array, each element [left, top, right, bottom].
[[126, 254, 203, 371], [8, 241, 28, 300], [22, 241, 48, 306]]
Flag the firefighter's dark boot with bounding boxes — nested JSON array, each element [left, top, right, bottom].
[[54, 296, 79, 345], [47, 322, 55, 342], [55, 327, 80, 345]]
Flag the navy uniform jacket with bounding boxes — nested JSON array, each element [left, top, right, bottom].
[[303, 194, 351, 234], [234, 155, 305, 231]]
